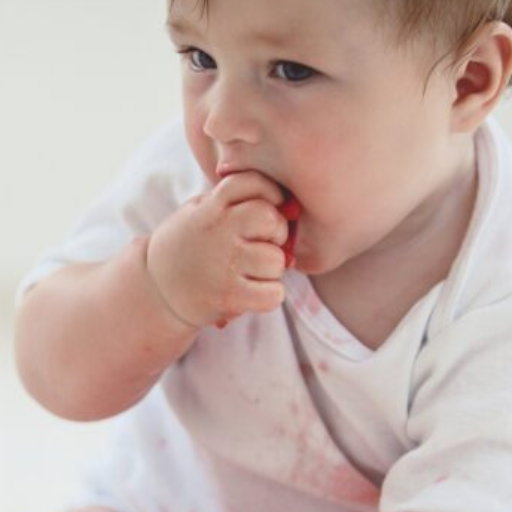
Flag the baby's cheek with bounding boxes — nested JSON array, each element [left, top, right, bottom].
[[185, 116, 218, 183], [288, 138, 340, 203], [291, 132, 337, 172]]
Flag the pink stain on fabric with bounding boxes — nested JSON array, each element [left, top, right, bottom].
[[289, 402, 301, 417], [306, 291, 322, 316], [278, 399, 381, 507], [327, 463, 381, 506], [318, 360, 329, 373], [294, 289, 320, 315], [299, 362, 315, 381], [290, 457, 380, 507]]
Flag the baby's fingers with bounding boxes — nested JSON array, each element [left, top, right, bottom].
[[232, 200, 288, 246], [236, 242, 286, 280], [215, 170, 284, 208], [239, 278, 285, 314]]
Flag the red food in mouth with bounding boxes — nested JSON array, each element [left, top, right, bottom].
[[278, 189, 301, 268], [278, 194, 301, 221]]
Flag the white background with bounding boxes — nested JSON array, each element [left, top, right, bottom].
[[0, 1, 180, 511], [0, 1, 511, 511]]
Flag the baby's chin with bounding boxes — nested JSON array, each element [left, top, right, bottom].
[[292, 243, 355, 276], [291, 250, 331, 276]]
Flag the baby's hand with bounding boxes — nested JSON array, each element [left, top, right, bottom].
[[146, 171, 291, 330]]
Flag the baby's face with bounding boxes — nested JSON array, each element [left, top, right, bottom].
[[168, 0, 460, 275]]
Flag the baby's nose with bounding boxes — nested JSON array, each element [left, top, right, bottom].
[[203, 79, 263, 145]]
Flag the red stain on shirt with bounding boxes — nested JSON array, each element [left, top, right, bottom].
[[289, 455, 380, 507], [318, 360, 330, 373], [293, 286, 322, 318], [330, 463, 381, 506], [279, 397, 380, 508], [289, 402, 301, 417], [306, 291, 322, 316], [299, 362, 315, 381]]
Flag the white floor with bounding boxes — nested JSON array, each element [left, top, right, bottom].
[[0, 291, 109, 512]]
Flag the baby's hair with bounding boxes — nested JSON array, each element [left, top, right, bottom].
[[169, 0, 512, 88], [384, 0, 512, 48], [379, 0, 512, 88]]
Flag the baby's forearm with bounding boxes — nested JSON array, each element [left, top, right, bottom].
[[15, 237, 197, 421]]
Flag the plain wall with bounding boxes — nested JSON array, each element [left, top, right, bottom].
[[1, 4, 180, 509], [0, 0, 181, 299]]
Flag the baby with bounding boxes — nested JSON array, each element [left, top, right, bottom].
[[15, 0, 512, 511]]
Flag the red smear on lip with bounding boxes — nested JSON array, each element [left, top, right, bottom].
[[278, 190, 301, 268]]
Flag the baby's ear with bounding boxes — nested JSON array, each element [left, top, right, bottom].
[[450, 21, 512, 133]]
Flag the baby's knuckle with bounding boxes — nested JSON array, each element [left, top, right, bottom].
[[212, 176, 235, 202], [222, 283, 245, 314], [273, 285, 286, 305], [261, 285, 285, 311], [248, 204, 279, 237], [270, 244, 287, 266], [258, 244, 284, 271], [245, 169, 269, 186], [261, 204, 281, 227]]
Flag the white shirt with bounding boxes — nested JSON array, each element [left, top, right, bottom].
[[19, 116, 512, 512]]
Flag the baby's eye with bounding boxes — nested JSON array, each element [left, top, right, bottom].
[[273, 61, 318, 82], [178, 47, 216, 72]]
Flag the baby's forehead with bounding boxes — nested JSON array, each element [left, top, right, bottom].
[[167, 0, 382, 44]]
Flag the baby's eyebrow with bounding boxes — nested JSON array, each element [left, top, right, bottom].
[[167, 16, 299, 48], [245, 28, 299, 47], [167, 18, 201, 38]]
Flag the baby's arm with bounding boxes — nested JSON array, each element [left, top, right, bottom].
[[15, 236, 196, 421], [15, 170, 288, 421]]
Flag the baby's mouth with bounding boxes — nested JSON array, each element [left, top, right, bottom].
[[278, 187, 301, 268]]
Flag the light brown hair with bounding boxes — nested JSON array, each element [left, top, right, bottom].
[[379, 0, 512, 87], [384, 0, 512, 49]]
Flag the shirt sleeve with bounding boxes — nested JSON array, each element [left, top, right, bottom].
[[381, 298, 512, 512], [16, 114, 207, 305]]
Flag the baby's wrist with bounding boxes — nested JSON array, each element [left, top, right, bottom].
[[128, 236, 199, 346]]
